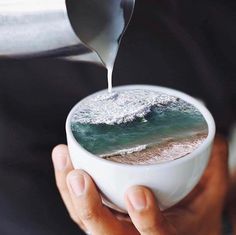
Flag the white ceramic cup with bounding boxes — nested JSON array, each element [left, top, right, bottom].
[[66, 85, 215, 212]]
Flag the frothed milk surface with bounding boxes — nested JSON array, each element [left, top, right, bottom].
[[71, 89, 208, 165], [72, 89, 177, 125]]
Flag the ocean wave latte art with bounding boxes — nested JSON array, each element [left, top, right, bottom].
[[71, 89, 208, 165]]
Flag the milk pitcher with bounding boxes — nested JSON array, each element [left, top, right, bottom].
[[0, 0, 135, 65]]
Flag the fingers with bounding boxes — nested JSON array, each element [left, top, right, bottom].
[[208, 135, 229, 178], [52, 147, 176, 235], [125, 186, 176, 235], [182, 135, 229, 213], [67, 170, 135, 235], [52, 145, 83, 226], [204, 135, 229, 198]]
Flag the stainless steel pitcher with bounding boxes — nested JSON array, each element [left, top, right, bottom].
[[0, 0, 135, 65]]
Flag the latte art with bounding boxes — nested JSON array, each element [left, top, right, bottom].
[[71, 88, 208, 165]]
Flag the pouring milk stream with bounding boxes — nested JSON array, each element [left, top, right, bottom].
[[67, 0, 128, 93]]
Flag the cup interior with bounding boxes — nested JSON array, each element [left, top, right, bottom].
[[66, 85, 215, 169]]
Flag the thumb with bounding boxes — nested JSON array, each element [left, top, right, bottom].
[[125, 186, 176, 235]]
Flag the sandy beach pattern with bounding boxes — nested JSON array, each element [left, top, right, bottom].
[[104, 132, 208, 165]]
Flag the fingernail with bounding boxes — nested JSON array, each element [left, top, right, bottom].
[[69, 172, 85, 197], [52, 153, 67, 171], [127, 188, 147, 211]]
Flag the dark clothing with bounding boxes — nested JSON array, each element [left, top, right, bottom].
[[0, 0, 235, 234]]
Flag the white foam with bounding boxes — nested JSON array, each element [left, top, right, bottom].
[[72, 89, 177, 125], [100, 144, 147, 158]]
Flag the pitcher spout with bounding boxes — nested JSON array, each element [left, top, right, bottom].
[[0, 0, 135, 65]]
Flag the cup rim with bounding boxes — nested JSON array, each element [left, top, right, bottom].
[[66, 84, 215, 169]]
